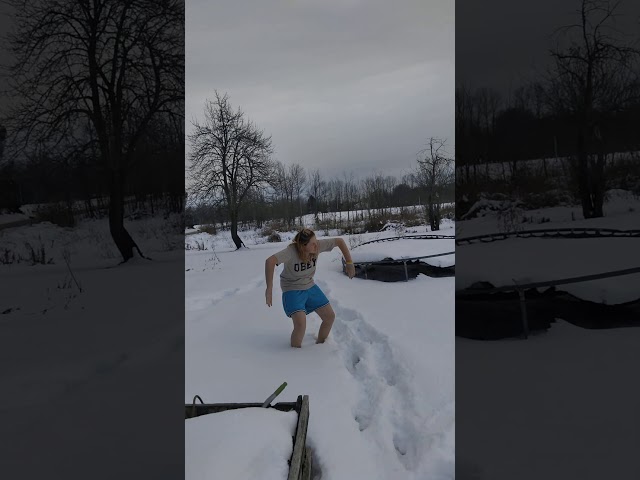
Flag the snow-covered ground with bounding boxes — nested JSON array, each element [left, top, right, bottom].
[[0, 214, 185, 478], [185, 222, 455, 480], [186, 407, 298, 480], [457, 319, 640, 480], [456, 189, 640, 304], [456, 189, 640, 479]]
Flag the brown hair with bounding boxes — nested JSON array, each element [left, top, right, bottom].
[[292, 228, 316, 262]]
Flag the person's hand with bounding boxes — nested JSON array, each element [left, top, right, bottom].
[[265, 287, 273, 307], [345, 263, 355, 279]]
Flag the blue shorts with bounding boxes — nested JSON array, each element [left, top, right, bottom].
[[282, 285, 330, 317]]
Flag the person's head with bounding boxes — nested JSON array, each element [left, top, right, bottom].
[[293, 228, 318, 262]]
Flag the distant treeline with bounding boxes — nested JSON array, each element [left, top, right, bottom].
[[0, 121, 184, 216], [186, 170, 455, 230], [456, 84, 640, 177]]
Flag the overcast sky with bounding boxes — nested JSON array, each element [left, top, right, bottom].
[[186, 0, 454, 182], [456, 0, 640, 97]]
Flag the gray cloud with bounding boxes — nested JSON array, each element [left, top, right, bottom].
[[186, 0, 454, 181], [456, 0, 640, 96]]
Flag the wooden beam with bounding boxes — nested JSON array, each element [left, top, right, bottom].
[[288, 395, 310, 480], [301, 447, 312, 480]]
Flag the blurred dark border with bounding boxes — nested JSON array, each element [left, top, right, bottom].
[[0, 1, 185, 477], [456, 1, 640, 478]]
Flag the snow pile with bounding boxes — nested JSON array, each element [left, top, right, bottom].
[[460, 197, 514, 220], [604, 188, 640, 203], [186, 408, 298, 480]]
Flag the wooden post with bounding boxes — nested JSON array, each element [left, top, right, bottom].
[[288, 395, 310, 480], [300, 447, 312, 480], [403, 261, 409, 282]]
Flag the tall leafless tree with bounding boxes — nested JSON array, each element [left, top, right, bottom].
[[545, 0, 640, 218], [188, 92, 274, 249], [417, 138, 454, 231], [4, 0, 184, 262], [288, 163, 306, 226], [308, 169, 324, 221], [342, 171, 358, 226]]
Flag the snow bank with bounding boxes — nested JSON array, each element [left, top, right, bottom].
[[186, 408, 298, 480]]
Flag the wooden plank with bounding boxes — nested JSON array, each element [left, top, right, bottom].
[[300, 447, 312, 480], [185, 401, 298, 419], [287, 395, 309, 480]]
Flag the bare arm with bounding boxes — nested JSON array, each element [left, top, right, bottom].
[[265, 255, 278, 290], [265, 255, 278, 307], [336, 238, 355, 279], [335, 238, 353, 264]]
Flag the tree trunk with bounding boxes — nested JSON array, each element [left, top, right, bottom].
[[592, 151, 606, 217], [433, 203, 441, 231], [577, 155, 594, 218], [230, 210, 245, 249], [575, 121, 607, 219], [109, 169, 143, 262]]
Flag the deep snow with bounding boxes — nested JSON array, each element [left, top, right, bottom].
[[185, 221, 455, 480], [456, 189, 640, 479], [0, 214, 185, 478]]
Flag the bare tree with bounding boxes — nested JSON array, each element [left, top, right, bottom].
[[545, 0, 640, 218], [417, 138, 454, 231], [188, 92, 273, 249], [268, 160, 288, 224], [288, 163, 306, 226], [5, 0, 184, 262], [308, 169, 324, 222], [269, 162, 304, 229], [342, 171, 358, 226], [327, 178, 344, 228]]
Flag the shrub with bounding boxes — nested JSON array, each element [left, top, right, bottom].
[[24, 238, 54, 265], [0, 248, 17, 265]]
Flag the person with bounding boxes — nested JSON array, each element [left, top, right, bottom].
[[264, 228, 356, 348]]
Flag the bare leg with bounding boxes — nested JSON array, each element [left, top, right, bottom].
[[315, 304, 336, 344], [290, 311, 306, 348]]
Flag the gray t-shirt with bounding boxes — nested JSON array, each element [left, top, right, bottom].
[[274, 238, 338, 292]]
